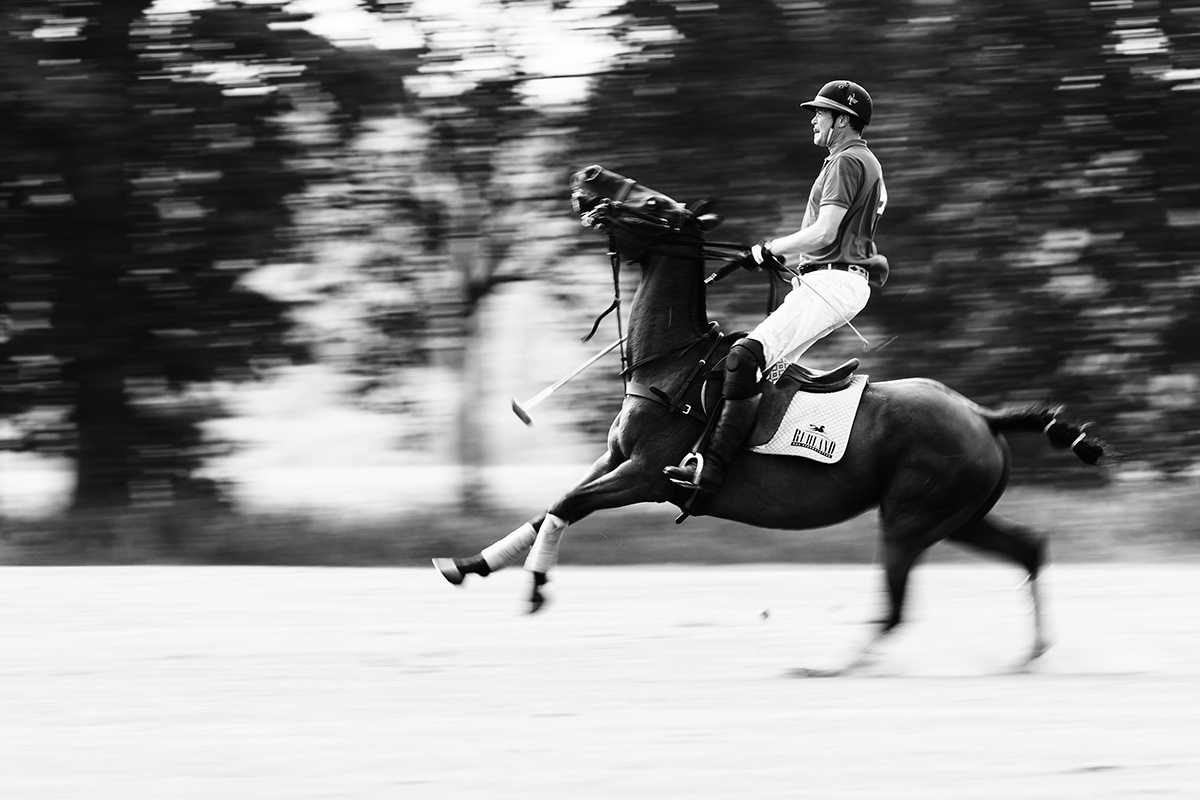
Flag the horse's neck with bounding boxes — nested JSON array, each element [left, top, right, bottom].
[[626, 255, 710, 382]]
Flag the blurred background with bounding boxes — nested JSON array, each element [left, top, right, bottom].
[[2, 0, 1198, 564]]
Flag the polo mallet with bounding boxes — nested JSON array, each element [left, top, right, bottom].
[[511, 337, 626, 426]]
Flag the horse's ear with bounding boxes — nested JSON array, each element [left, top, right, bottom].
[[696, 212, 724, 232], [688, 195, 719, 216]]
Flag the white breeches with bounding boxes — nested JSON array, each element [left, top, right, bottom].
[[747, 270, 870, 370]]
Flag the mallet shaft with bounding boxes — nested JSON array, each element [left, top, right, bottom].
[[512, 337, 625, 425], [527, 337, 624, 407], [787, 269, 871, 349]]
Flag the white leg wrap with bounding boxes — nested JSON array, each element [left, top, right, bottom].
[[524, 513, 569, 574], [481, 522, 538, 570]]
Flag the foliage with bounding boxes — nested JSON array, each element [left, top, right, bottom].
[[4, 0, 1200, 526], [567, 0, 1200, 475], [0, 1, 420, 508]]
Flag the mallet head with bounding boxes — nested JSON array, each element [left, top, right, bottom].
[[511, 397, 533, 426]]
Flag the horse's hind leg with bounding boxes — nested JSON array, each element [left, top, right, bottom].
[[835, 494, 995, 675], [825, 538, 925, 675], [790, 534, 934, 678], [947, 513, 1051, 661], [878, 538, 924, 632]]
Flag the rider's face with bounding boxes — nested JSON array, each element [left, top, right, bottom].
[[811, 109, 835, 147]]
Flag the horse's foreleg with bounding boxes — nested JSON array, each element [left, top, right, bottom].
[[523, 512, 568, 612], [521, 457, 668, 613], [432, 451, 625, 589], [432, 515, 546, 586]]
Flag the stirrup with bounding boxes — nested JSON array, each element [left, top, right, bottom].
[[665, 451, 705, 488]]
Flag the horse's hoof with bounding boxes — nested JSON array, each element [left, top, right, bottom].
[[527, 572, 549, 614], [786, 667, 843, 679], [432, 558, 465, 587]]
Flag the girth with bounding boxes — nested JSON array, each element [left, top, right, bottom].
[[625, 329, 726, 422], [626, 381, 708, 421]]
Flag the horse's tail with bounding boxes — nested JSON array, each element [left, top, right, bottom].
[[980, 403, 1105, 465]]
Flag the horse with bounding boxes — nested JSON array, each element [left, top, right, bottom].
[[433, 165, 1104, 673]]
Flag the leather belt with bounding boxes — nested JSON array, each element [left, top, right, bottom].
[[800, 262, 868, 279]]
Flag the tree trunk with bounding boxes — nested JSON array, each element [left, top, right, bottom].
[[71, 357, 134, 510], [449, 230, 489, 512]]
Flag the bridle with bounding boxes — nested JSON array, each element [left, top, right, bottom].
[[573, 190, 803, 443], [578, 196, 746, 266], [576, 195, 792, 371], [574, 197, 728, 384]]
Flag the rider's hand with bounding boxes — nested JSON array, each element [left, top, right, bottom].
[[733, 240, 785, 273]]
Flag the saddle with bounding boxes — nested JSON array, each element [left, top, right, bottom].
[[674, 356, 865, 523], [702, 357, 861, 447], [753, 359, 859, 446]]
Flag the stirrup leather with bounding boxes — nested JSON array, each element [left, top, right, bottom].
[[666, 451, 705, 488]]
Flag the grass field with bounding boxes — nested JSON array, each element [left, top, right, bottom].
[[4, 564, 1200, 799], [3, 479, 1199, 566]]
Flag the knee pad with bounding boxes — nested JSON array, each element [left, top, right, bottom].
[[723, 339, 765, 400]]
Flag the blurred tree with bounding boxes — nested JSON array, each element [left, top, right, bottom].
[[308, 0, 585, 508], [7, 0, 1196, 522], [0, 0, 417, 509]]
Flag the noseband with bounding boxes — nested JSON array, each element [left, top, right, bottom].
[[574, 196, 752, 394], [579, 197, 743, 264], [577, 198, 715, 348], [575, 194, 793, 355]]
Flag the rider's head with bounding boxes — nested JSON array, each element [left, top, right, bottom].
[[801, 80, 872, 134]]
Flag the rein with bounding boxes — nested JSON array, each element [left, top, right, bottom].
[[580, 199, 747, 263], [620, 324, 717, 377], [580, 198, 746, 350], [580, 232, 625, 345], [579, 198, 788, 373], [576, 197, 741, 423]]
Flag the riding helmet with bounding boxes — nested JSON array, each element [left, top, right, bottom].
[[800, 80, 872, 125]]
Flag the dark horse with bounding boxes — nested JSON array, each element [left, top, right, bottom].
[[434, 166, 1103, 672]]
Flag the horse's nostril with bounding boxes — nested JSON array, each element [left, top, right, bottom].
[[572, 191, 600, 215]]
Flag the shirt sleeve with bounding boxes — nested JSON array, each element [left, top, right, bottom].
[[819, 154, 865, 209]]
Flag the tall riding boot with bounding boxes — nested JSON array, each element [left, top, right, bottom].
[[664, 393, 762, 494]]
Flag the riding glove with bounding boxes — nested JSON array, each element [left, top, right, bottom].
[[735, 240, 785, 273]]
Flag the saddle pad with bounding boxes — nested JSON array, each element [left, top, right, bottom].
[[748, 374, 868, 463]]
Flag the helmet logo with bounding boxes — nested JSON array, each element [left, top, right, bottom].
[[847, 93, 858, 106]]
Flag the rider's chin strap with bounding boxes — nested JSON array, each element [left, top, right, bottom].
[[582, 233, 628, 382]]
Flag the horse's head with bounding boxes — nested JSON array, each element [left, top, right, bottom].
[[570, 165, 723, 262]]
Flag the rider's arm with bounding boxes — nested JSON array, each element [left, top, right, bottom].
[[765, 203, 847, 264]]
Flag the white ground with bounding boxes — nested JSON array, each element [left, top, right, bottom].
[[3, 565, 1199, 799]]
